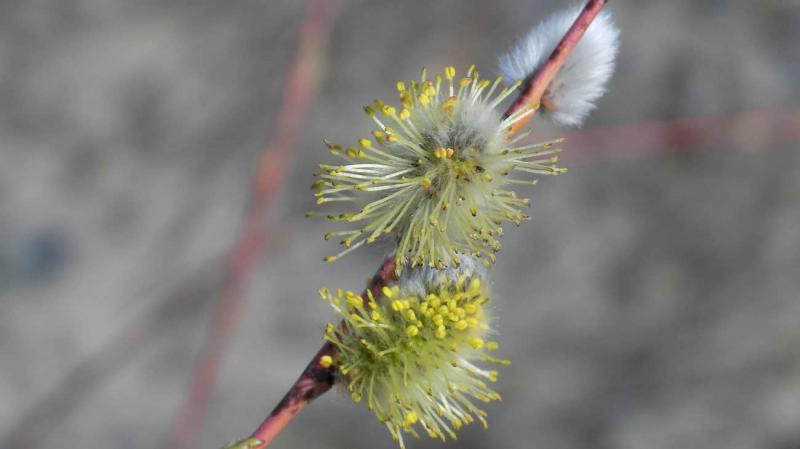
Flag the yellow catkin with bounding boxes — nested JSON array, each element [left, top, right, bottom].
[[319, 271, 506, 448]]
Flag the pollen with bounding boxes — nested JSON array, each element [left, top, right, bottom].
[[319, 355, 334, 368], [319, 269, 505, 448]]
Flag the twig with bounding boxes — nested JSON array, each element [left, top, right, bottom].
[[560, 109, 800, 159], [247, 259, 396, 447], [240, 1, 610, 447], [166, 2, 335, 449], [505, 0, 609, 135]]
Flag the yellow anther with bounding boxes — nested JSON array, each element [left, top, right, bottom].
[[434, 147, 448, 159], [346, 147, 361, 159], [371, 310, 381, 321], [455, 320, 468, 330], [319, 355, 334, 368], [444, 66, 456, 80], [382, 105, 396, 116], [441, 96, 458, 114], [421, 178, 432, 189], [446, 147, 454, 158], [417, 94, 430, 106], [467, 317, 479, 328], [382, 286, 394, 298], [432, 314, 444, 326], [488, 370, 498, 382], [396, 81, 406, 92], [470, 337, 485, 349], [459, 77, 471, 88], [399, 108, 411, 120], [435, 327, 447, 339], [424, 85, 436, 97], [469, 278, 481, 292], [406, 325, 419, 337], [406, 310, 417, 321], [346, 294, 363, 309], [486, 341, 499, 351], [358, 138, 372, 148]]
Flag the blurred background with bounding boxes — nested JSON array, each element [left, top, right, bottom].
[[1, 1, 799, 448]]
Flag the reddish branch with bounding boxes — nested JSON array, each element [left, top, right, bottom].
[[560, 109, 800, 159], [248, 259, 397, 447], [242, 1, 610, 448], [166, 2, 334, 449], [505, 0, 609, 135]]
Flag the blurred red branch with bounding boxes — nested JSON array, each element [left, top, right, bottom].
[[166, 2, 335, 449], [560, 109, 800, 159]]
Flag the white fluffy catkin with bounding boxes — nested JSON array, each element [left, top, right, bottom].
[[498, 6, 619, 127]]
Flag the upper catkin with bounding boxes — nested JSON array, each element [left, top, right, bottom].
[[498, 6, 619, 126]]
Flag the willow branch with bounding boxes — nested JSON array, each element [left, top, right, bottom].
[[240, 1, 610, 447], [243, 258, 397, 448], [505, 0, 609, 134]]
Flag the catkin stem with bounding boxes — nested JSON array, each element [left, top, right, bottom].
[[248, 258, 397, 446]]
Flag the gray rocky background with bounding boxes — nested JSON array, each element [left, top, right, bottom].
[[1, 1, 799, 449]]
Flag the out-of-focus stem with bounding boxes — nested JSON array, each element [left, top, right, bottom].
[[505, 0, 609, 135], [167, 2, 335, 449]]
